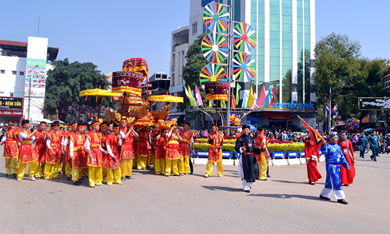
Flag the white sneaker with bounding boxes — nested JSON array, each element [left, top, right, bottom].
[[117, 182, 123, 185], [17, 179, 21, 182], [28, 176, 36, 181], [218, 174, 223, 178], [204, 175, 209, 178], [107, 183, 112, 186]]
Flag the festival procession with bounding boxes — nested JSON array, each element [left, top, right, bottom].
[[2, 53, 387, 208]]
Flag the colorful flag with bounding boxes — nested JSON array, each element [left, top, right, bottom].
[[251, 92, 257, 109], [242, 92, 248, 108], [190, 89, 198, 107], [221, 101, 226, 108], [184, 86, 194, 106], [257, 85, 266, 107], [231, 93, 236, 110], [263, 87, 276, 108], [299, 117, 323, 152], [209, 100, 213, 108], [188, 86, 197, 107], [236, 82, 241, 105], [326, 102, 337, 115], [247, 85, 254, 108], [195, 85, 203, 107]]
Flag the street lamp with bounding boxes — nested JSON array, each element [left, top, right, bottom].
[[27, 65, 39, 121]]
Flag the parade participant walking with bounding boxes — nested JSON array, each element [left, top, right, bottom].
[[319, 132, 350, 205], [61, 123, 76, 180], [100, 122, 110, 181], [137, 127, 151, 170], [104, 124, 122, 185], [16, 120, 38, 181], [179, 123, 194, 175], [357, 133, 368, 158], [34, 122, 48, 179], [154, 127, 166, 175], [254, 127, 269, 180], [204, 126, 224, 178], [235, 124, 260, 193], [44, 121, 62, 180], [85, 121, 105, 188], [368, 131, 379, 161], [0, 120, 19, 178], [305, 136, 322, 185], [119, 119, 138, 180], [338, 131, 356, 186], [165, 125, 182, 176], [69, 123, 88, 185]]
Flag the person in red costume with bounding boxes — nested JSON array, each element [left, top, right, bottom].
[[34, 121, 48, 179], [338, 130, 356, 186], [0, 120, 19, 178], [304, 136, 322, 185]]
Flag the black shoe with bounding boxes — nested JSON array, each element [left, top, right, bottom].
[[12, 174, 16, 178], [89, 185, 95, 188], [309, 182, 315, 185], [337, 199, 348, 205], [121, 177, 126, 181], [267, 175, 271, 178], [74, 181, 80, 186], [127, 176, 134, 180], [67, 177, 71, 181], [190, 171, 193, 175], [362, 156, 365, 158], [5, 174, 10, 178], [244, 190, 250, 193], [319, 195, 330, 200]]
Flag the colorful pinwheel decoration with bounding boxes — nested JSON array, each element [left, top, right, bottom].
[[232, 52, 256, 82], [200, 64, 228, 83], [201, 33, 229, 63], [203, 2, 230, 34], [233, 23, 257, 52]]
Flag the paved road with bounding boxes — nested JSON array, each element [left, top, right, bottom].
[[0, 146, 389, 234]]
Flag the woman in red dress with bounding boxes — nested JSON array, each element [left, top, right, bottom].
[[338, 131, 356, 186], [304, 137, 322, 184]]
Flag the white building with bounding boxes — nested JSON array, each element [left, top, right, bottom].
[[0, 37, 58, 123]]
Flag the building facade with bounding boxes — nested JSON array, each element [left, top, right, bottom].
[[0, 37, 58, 123], [170, 0, 316, 129]]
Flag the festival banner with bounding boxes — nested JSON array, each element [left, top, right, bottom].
[[24, 58, 47, 98]]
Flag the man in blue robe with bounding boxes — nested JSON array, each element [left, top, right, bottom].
[[320, 132, 350, 205]]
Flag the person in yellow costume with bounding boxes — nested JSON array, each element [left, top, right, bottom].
[[204, 126, 224, 178], [254, 127, 269, 180], [165, 125, 183, 176], [16, 119, 39, 181], [85, 121, 105, 188], [0, 120, 19, 178], [178, 123, 195, 175], [44, 121, 62, 180]]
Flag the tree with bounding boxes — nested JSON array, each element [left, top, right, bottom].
[[315, 33, 390, 121], [44, 59, 109, 121], [177, 33, 207, 112]]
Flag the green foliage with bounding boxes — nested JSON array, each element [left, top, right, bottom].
[[44, 59, 108, 121], [314, 33, 390, 121], [178, 33, 207, 112]]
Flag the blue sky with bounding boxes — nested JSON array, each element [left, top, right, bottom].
[[1, 0, 389, 76]]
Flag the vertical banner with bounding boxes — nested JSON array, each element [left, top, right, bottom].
[[25, 58, 47, 98]]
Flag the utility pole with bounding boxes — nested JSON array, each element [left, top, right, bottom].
[[328, 86, 331, 131], [27, 65, 39, 121], [226, 0, 235, 132]]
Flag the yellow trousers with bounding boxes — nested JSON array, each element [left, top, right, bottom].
[[147, 154, 154, 168], [34, 163, 43, 178], [178, 157, 190, 174], [134, 154, 139, 169], [205, 156, 224, 176], [103, 168, 107, 180], [17, 158, 39, 180], [258, 153, 268, 180], [88, 166, 103, 186], [56, 162, 62, 173], [44, 163, 60, 179], [65, 163, 72, 177], [106, 168, 121, 184], [121, 158, 133, 177], [154, 159, 165, 174], [72, 159, 84, 182], [4, 157, 18, 175], [137, 156, 147, 170], [165, 159, 179, 176]]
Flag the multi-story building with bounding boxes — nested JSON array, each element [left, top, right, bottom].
[[143, 72, 170, 112], [0, 37, 58, 123], [170, 0, 317, 129]]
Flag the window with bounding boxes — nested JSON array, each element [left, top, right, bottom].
[[10, 93, 13, 97], [192, 22, 197, 35], [0, 70, 5, 74], [20, 71, 24, 75], [12, 70, 16, 75]]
